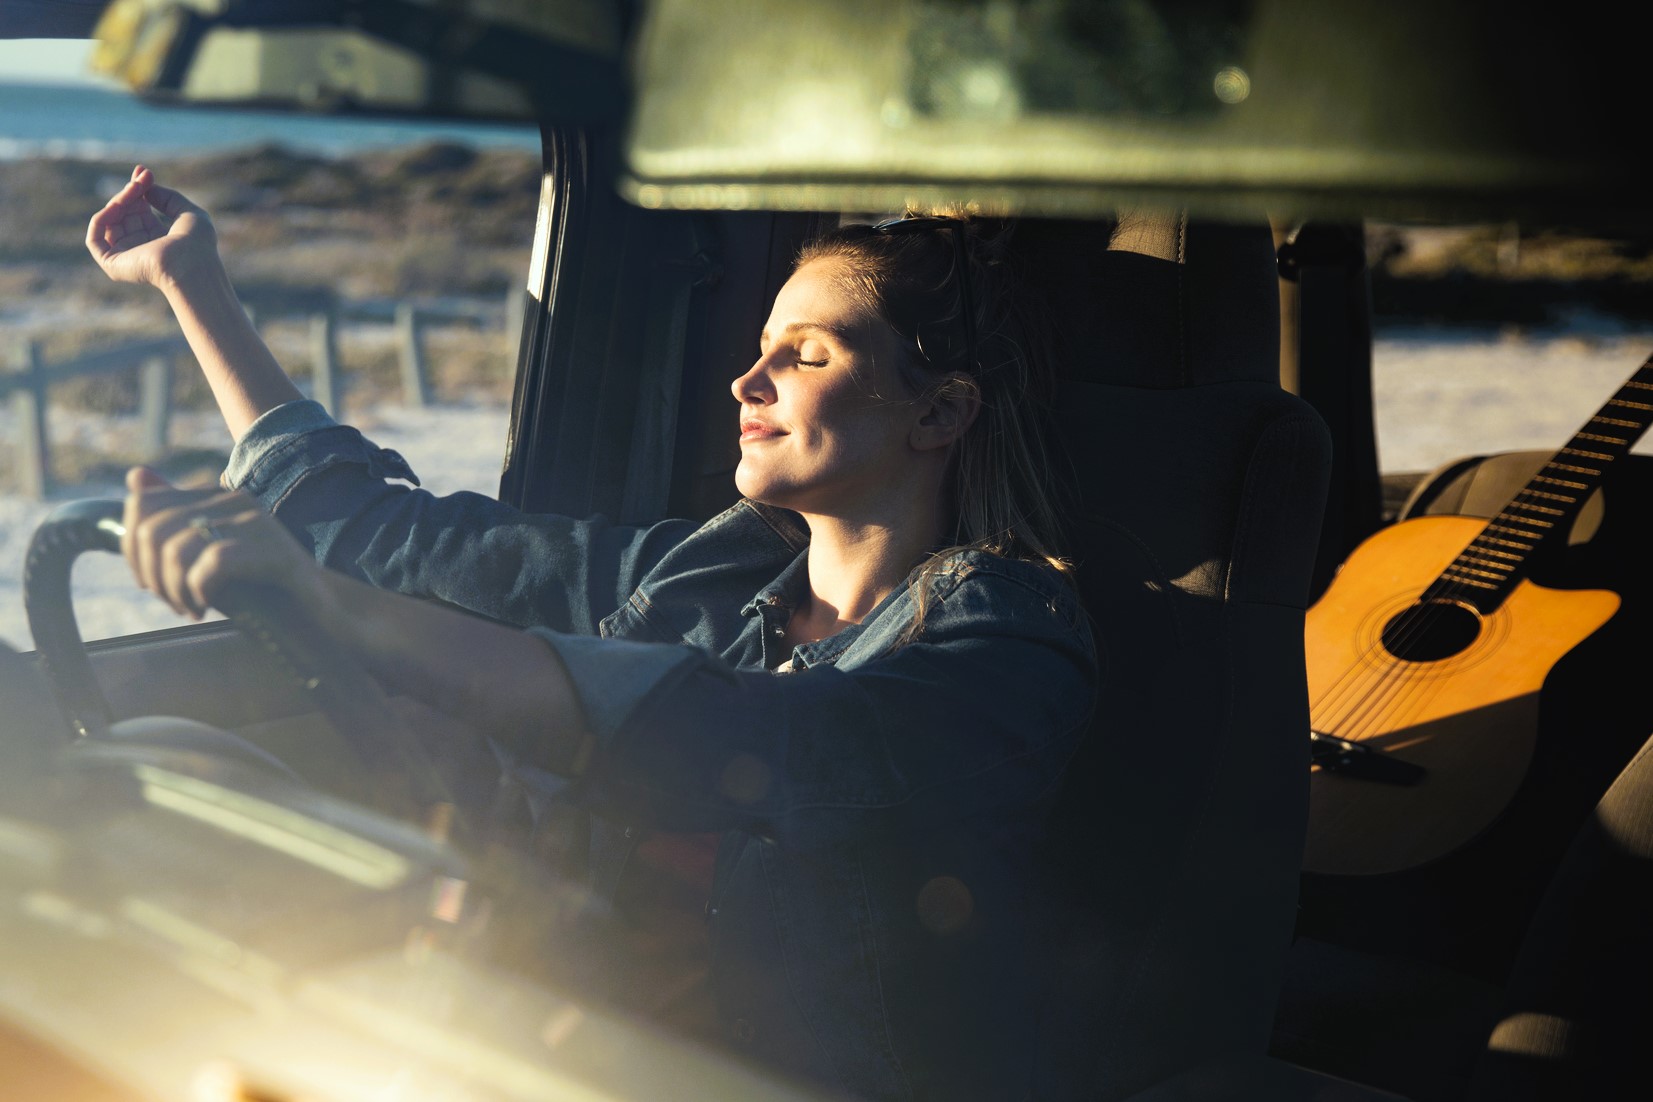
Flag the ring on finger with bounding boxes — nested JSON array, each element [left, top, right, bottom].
[[188, 514, 224, 543]]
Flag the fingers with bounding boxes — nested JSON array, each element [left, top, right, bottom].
[[121, 465, 174, 587], [86, 164, 194, 265], [127, 464, 170, 492], [178, 510, 279, 616], [128, 163, 206, 221], [162, 506, 266, 619], [86, 174, 164, 262], [123, 469, 258, 618], [122, 462, 311, 623], [144, 181, 206, 221]]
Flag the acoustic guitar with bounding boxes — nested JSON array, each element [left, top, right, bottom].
[[1303, 352, 1653, 876]]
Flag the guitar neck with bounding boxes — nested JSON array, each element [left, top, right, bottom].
[[1428, 353, 1653, 610]]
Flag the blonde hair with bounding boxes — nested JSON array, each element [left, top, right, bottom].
[[796, 211, 1075, 637]]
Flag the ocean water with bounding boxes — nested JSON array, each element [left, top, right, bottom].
[[0, 80, 541, 160]]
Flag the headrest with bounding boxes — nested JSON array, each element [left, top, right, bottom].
[[1018, 209, 1282, 391]]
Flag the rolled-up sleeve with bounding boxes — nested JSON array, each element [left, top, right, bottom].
[[225, 400, 694, 634], [531, 570, 1098, 849]]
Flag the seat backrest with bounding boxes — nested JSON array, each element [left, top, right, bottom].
[[1397, 447, 1653, 1100], [1465, 720, 1653, 1101], [1021, 211, 1333, 1100]]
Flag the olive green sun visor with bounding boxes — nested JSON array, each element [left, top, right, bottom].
[[621, 0, 1642, 225], [81, 0, 623, 126]]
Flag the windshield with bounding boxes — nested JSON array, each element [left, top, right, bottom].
[[3, 13, 1651, 1102], [0, 40, 537, 646]]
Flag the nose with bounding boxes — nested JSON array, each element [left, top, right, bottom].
[[731, 355, 776, 405]]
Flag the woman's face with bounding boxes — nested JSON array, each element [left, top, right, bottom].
[[731, 259, 921, 515]]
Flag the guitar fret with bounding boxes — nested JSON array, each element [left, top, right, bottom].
[[1440, 572, 1500, 591], [1461, 555, 1514, 573], [1509, 501, 1565, 516], [1466, 545, 1523, 561], [1424, 358, 1651, 626]]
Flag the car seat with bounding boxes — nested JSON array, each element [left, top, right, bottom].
[[1016, 210, 1333, 1099], [1395, 449, 1653, 1100]]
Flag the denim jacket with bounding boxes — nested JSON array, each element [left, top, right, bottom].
[[226, 400, 1098, 1102]]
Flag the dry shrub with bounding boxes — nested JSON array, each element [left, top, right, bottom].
[[424, 326, 516, 403]]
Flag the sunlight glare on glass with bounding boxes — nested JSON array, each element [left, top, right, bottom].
[[136, 764, 412, 889]]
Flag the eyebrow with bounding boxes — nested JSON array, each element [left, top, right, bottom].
[[759, 321, 855, 347]]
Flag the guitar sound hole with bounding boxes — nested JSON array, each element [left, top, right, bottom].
[[1380, 601, 1482, 662]]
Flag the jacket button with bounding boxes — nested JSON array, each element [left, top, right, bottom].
[[732, 1018, 756, 1043]]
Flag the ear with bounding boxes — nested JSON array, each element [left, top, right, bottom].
[[910, 373, 981, 452]]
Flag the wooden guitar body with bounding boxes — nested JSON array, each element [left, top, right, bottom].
[[1304, 515, 1619, 876]]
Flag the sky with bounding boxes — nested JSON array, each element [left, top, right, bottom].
[[0, 38, 109, 86]]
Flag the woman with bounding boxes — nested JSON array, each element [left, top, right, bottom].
[[88, 166, 1097, 1101]]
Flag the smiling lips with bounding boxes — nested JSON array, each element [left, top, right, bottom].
[[740, 419, 784, 442]]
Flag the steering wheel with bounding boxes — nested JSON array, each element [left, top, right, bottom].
[[21, 498, 456, 828]]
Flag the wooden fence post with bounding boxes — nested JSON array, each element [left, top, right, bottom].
[[395, 302, 431, 408], [310, 308, 340, 418], [8, 338, 49, 500], [138, 354, 173, 459]]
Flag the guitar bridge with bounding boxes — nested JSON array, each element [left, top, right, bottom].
[[1309, 731, 1427, 785]]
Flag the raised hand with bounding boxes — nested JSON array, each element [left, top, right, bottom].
[[86, 168, 303, 439], [86, 165, 220, 290]]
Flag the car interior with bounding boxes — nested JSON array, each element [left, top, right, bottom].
[[1, 2, 1647, 1101]]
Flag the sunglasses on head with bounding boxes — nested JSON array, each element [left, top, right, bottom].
[[872, 216, 979, 374]]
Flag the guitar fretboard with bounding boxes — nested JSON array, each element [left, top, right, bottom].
[[1425, 353, 1653, 612]]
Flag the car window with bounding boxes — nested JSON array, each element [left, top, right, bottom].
[[0, 49, 539, 648], [1369, 222, 1653, 480]]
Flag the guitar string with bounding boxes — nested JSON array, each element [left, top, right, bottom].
[[1316, 369, 1653, 750], [1314, 569, 1473, 746], [1321, 484, 1572, 744], [1312, 511, 1503, 741], [1312, 355, 1653, 751], [1325, 382, 1648, 742], [1323, 512, 1522, 742]]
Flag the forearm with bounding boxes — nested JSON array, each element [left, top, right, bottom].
[[322, 570, 593, 774], [162, 265, 304, 440]]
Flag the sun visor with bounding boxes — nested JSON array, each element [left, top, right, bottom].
[[84, 0, 624, 126], [620, 0, 1643, 226]]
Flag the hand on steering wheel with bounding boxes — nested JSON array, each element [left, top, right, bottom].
[[121, 467, 334, 630], [24, 482, 459, 834]]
